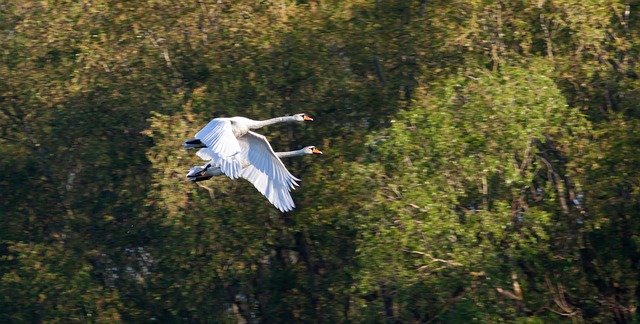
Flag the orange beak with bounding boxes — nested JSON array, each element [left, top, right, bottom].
[[303, 115, 314, 121], [312, 147, 323, 154]]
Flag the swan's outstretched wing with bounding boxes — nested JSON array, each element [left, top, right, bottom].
[[193, 118, 242, 179], [239, 131, 300, 212]]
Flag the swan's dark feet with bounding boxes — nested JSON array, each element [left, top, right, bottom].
[[183, 138, 207, 149], [190, 175, 213, 182]]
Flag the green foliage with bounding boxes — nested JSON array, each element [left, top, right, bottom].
[[1, 0, 639, 322], [356, 61, 588, 321]]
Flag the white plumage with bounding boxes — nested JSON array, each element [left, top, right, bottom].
[[193, 118, 244, 179], [185, 114, 312, 180], [238, 131, 300, 212], [184, 113, 315, 212], [187, 141, 323, 212]]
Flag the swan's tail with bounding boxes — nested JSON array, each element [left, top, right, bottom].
[[186, 165, 206, 178]]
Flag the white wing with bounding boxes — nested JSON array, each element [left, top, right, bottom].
[[239, 131, 301, 212], [193, 118, 242, 179]]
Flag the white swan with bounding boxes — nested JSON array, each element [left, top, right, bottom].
[[187, 145, 323, 212], [187, 146, 323, 181], [183, 113, 313, 180]]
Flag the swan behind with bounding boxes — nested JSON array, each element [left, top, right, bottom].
[[187, 145, 323, 212]]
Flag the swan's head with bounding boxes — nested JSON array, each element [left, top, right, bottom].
[[302, 146, 323, 155], [293, 113, 314, 122]]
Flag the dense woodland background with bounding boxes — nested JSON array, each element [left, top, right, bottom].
[[1, 0, 640, 322]]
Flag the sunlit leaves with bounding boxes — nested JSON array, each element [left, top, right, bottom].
[[2, 0, 640, 322], [357, 61, 588, 321]]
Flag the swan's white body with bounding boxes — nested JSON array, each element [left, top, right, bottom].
[[186, 114, 312, 179], [188, 146, 322, 180], [184, 114, 314, 212], [187, 145, 322, 212]]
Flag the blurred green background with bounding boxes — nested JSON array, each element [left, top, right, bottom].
[[1, 0, 640, 322]]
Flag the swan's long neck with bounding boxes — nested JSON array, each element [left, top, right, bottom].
[[248, 116, 295, 129], [276, 149, 307, 159]]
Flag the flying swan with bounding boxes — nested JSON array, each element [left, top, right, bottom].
[[187, 145, 323, 182], [187, 144, 323, 212], [183, 113, 313, 180]]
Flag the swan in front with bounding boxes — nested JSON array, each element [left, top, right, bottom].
[[188, 144, 323, 212], [183, 113, 313, 180]]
